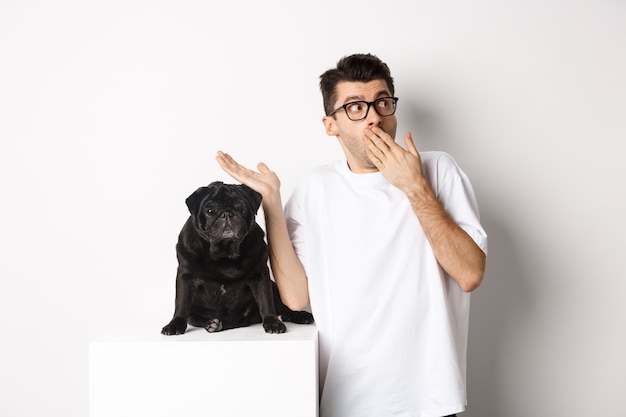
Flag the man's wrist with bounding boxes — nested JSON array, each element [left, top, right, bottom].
[[261, 191, 283, 212], [403, 177, 435, 205]]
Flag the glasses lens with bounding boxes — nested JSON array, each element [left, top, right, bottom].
[[345, 101, 368, 120], [374, 97, 396, 116]]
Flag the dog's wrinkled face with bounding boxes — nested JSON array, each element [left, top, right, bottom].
[[186, 181, 262, 259]]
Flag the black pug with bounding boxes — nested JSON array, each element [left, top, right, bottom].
[[161, 181, 313, 335]]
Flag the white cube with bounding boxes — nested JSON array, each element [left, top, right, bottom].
[[89, 322, 319, 417]]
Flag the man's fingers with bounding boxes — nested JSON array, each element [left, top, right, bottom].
[[257, 162, 271, 174], [366, 127, 393, 150], [364, 136, 386, 160], [215, 150, 236, 170], [365, 143, 384, 170], [216, 151, 252, 182], [404, 132, 419, 157]]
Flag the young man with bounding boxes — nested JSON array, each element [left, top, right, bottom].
[[216, 53, 487, 417]]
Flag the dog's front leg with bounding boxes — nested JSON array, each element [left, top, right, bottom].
[[161, 272, 194, 335], [251, 272, 287, 334]]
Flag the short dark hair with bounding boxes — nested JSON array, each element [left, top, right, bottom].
[[319, 53, 395, 116]]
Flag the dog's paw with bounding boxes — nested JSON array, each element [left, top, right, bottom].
[[205, 319, 223, 333], [161, 317, 187, 335], [282, 310, 314, 325], [263, 316, 287, 334]]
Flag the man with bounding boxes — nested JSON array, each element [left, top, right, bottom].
[[216, 53, 487, 417]]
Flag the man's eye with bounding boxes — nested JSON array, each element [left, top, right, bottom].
[[377, 100, 389, 108], [347, 102, 364, 113]]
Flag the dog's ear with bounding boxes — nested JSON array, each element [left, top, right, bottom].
[[185, 187, 208, 216], [185, 182, 223, 215], [238, 184, 262, 213]]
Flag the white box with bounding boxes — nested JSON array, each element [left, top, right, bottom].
[[89, 323, 318, 417]]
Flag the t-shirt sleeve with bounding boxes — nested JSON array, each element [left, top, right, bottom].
[[284, 188, 309, 269], [432, 153, 488, 256]]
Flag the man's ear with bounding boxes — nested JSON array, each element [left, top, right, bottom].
[[322, 115, 338, 137]]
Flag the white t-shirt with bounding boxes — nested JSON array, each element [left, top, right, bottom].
[[284, 152, 488, 417]]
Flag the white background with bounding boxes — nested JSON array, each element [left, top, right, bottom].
[[1, 1, 625, 416]]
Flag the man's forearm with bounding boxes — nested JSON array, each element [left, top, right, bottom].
[[406, 182, 486, 292], [262, 196, 310, 310]]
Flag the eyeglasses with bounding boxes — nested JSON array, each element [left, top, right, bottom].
[[328, 97, 398, 121]]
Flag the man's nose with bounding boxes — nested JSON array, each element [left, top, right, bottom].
[[366, 107, 383, 127]]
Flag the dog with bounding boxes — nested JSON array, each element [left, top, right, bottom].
[[161, 181, 313, 335]]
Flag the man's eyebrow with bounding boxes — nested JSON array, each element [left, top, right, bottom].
[[342, 91, 391, 103], [343, 95, 364, 102]]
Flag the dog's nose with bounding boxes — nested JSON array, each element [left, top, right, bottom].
[[221, 211, 233, 219]]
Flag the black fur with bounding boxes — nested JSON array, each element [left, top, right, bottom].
[[161, 181, 313, 335]]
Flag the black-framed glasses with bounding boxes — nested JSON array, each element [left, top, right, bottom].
[[328, 97, 398, 121]]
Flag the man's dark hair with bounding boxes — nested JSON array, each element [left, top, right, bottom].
[[319, 53, 395, 117]]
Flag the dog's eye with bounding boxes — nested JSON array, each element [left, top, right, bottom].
[[205, 207, 214, 216], [234, 202, 247, 215]]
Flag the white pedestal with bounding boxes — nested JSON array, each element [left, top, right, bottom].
[[89, 323, 318, 417]]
